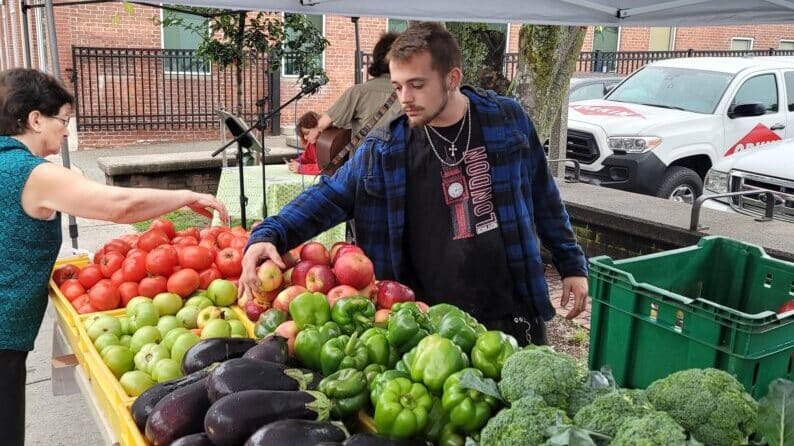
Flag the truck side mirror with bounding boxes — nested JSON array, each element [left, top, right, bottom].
[[728, 102, 767, 118]]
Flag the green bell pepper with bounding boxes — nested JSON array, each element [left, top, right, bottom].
[[319, 331, 370, 375], [422, 397, 466, 446], [294, 321, 342, 371], [409, 334, 469, 395], [254, 308, 288, 339], [441, 368, 500, 433], [436, 311, 486, 354], [387, 303, 433, 354], [471, 330, 519, 379], [362, 363, 386, 384], [394, 347, 415, 374], [360, 327, 398, 368], [374, 377, 433, 439], [331, 296, 375, 335], [318, 368, 370, 418], [289, 291, 331, 330], [369, 369, 411, 406], [427, 303, 465, 328]]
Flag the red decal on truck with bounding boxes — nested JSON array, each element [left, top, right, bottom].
[[724, 123, 781, 156], [569, 104, 645, 118]]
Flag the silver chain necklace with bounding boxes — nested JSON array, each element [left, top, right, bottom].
[[426, 99, 468, 157], [423, 100, 472, 167]]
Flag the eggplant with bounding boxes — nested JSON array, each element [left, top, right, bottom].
[[244, 419, 346, 446], [206, 358, 321, 402], [344, 433, 431, 445], [144, 378, 212, 446], [204, 390, 333, 446], [181, 337, 257, 374], [170, 432, 214, 446], [131, 366, 213, 431], [242, 334, 290, 364]]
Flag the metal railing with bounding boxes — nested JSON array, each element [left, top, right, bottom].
[[71, 47, 270, 132]]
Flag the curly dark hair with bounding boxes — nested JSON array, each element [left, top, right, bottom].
[[368, 32, 400, 78], [388, 22, 461, 76], [0, 68, 73, 135]]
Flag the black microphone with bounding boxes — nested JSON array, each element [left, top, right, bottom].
[[301, 79, 327, 96]]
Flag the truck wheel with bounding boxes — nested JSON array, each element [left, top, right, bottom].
[[656, 166, 703, 204]]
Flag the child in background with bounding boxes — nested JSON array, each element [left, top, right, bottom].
[[287, 111, 321, 175]]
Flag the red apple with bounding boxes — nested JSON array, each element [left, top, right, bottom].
[[374, 309, 391, 327], [305, 265, 336, 294], [327, 285, 360, 308], [333, 252, 375, 290], [244, 300, 268, 321], [332, 245, 365, 265], [283, 268, 293, 286], [414, 301, 430, 312], [273, 285, 307, 312], [274, 321, 299, 355], [778, 299, 794, 314], [254, 289, 280, 306], [376, 280, 416, 309], [329, 242, 350, 265], [300, 242, 331, 266], [256, 260, 283, 292], [359, 279, 377, 302], [291, 260, 317, 288]]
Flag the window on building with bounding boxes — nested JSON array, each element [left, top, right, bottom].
[[730, 37, 753, 51], [387, 18, 408, 33], [282, 14, 325, 77], [733, 73, 778, 113], [780, 40, 794, 50], [162, 10, 209, 73], [783, 71, 794, 110]]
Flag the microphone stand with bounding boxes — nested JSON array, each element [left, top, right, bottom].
[[212, 82, 322, 228]]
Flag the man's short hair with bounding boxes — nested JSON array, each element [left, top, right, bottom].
[[297, 111, 319, 132], [0, 68, 73, 135], [388, 22, 462, 76], [368, 32, 400, 78]]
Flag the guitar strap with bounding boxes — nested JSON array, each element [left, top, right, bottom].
[[320, 90, 398, 174]]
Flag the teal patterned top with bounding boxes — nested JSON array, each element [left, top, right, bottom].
[[0, 136, 62, 351]]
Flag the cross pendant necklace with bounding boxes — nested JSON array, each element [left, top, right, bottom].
[[448, 143, 458, 157]]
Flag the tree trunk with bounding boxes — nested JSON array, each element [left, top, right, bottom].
[[515, 25, 585, 176]]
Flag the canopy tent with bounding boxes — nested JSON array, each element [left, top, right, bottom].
[[28, 0, 794, 250]]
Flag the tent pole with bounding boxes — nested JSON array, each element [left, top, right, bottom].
[[45, 0, 80, 250], [20, 0, 33, 67], [352, 16, 362, 84]]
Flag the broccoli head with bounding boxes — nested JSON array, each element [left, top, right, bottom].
[[573, 389, 655, 437], [611, 411, 692, 446], [567, 383, 614, 418], [479, 395, 569, 446], [498, 345, 583, 408], [645, 368, 757, 446]]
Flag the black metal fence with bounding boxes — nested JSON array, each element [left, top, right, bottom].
[[72, 47, 270, 132], [502, 48, 794, 81]]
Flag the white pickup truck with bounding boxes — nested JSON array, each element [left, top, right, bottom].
[[566, 56, 794, 203]]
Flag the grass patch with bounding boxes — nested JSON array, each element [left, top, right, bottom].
[[132, 210, 258, 233]]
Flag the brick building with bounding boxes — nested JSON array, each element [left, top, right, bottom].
[[2, 5, 794, 149]]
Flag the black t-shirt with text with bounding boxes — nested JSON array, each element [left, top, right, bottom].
[[403, 103, 518, 321]]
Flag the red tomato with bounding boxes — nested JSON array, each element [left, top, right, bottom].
[[126, 248, 148, 261], [52, 264, 80, 286], [167, 268, 200, 297], [119, 234, 139, 248], [121, 256, 147, 283], [137, 229, 170, 252], [177, 227, 200, 240], [71, 294, 90, 309], [198, 267, 223, 289], [216, 232, 235, 249], [110, 269, 125, 287], [149, 218, 176, 239], [179, 245, 215, 271], [216, 248, 243, 278], [231, 226, 248, 237], [77, 303, 98, 314], [118, 282, 140, 306], [78, 265, 104, 289], [88, 284, 120, 311], [172, 236, 198, 246], [100, 251, 125, 278], [60, 279, 86, 302], [145, 245, 179, 277], [138, 275, 168, 297], [93, 246, 106, 265], [103, 239, 131, 256], [230, 236, 248, 250]]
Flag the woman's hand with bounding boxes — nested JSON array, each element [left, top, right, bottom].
[[186, 192, 229, 224], [287, 159, 300, 173]]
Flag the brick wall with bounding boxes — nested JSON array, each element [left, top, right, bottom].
[[106, 167, 222, 194]]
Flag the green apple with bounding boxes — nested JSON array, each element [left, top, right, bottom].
[[196, 306, 222, 329], [170, 332, 200, 366], [161, 327, 190, 351], [184, 295, 213, 310], [134, 343, 170, 374], [153, 292, 183, 316], [206, 279, 238, 307], [130, 302, 160, 332], [101, 345, 134, 378], [129, 326, 162, 354], [117, 316, 132, 336], [188, 289, 207, 298], [228, 320, 247, 337], [175, 306, 200, 329], [220, 307, 238, 321], [125, 296, 153, 317], [119, 370, 155, 397], [151, 358, 182, 383], [93, 333, 120, 352], [200, 319, 231, 339], [86, 315, 122, 341], [157, 315, 182, 338], [119, 334, 132, 348]]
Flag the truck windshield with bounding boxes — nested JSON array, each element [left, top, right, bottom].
[[606, 66, 733, 114]]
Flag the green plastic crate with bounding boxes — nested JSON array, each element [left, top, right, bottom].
[[588, 236, 794, 399]]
